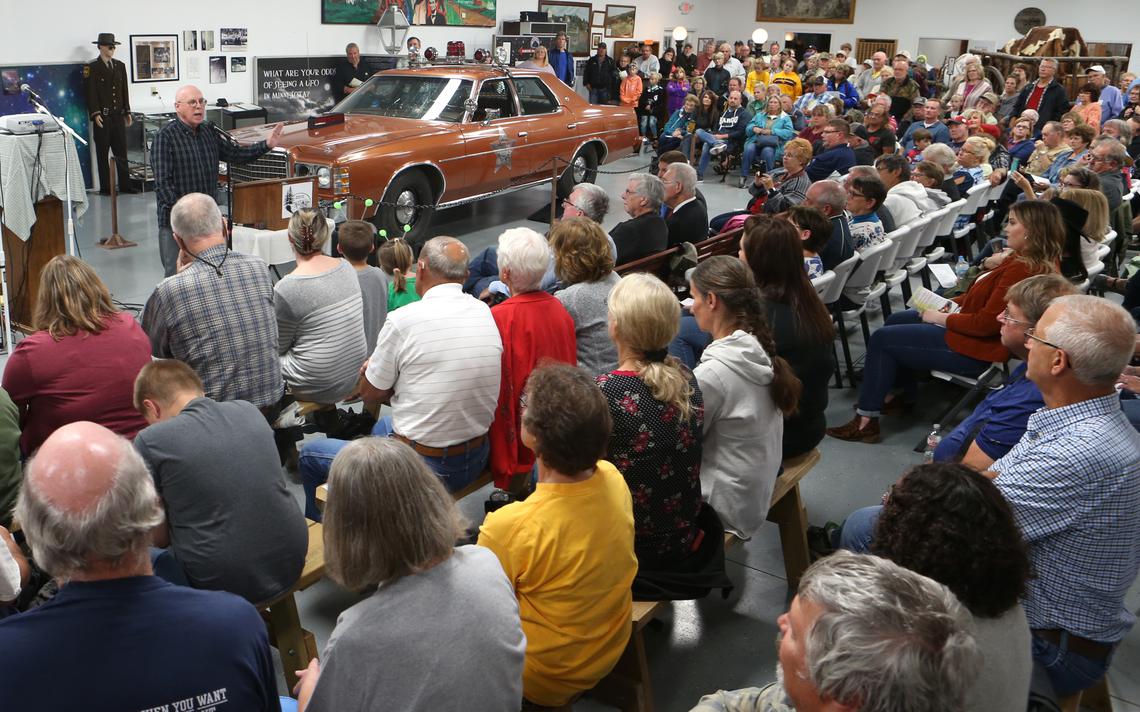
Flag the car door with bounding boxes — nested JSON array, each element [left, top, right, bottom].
[[509, 76, 581, 183], [459, 77, 532, 196]]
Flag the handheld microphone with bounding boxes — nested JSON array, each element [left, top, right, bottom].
[[20, 84, 44, 103]]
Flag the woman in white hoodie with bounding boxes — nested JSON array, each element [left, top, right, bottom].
[[688, 256, 802, 538]]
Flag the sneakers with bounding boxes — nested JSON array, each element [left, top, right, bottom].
[[710, 143, 727, 156], [825, 414, 881, 443]]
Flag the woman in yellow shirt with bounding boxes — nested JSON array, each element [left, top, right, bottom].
[[478, 364, 637, 708], [771, 58, 803, 100], [746, 64, 771, 97]]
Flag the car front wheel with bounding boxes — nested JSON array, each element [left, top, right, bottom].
[[557, 145, 599, 197], [372, 171, 436, 253]]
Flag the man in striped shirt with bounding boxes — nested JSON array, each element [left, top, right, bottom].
[[987, 295, 1140, 698]]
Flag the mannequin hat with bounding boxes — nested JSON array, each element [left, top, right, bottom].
[[93, 33, 121, 46]]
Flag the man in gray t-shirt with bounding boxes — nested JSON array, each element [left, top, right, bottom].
[[133, 359, 308, 604]]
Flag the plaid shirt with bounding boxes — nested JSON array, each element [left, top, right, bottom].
[[689, 684, 790, 712], [141, 244, 282, 408], [993, 394, 1140, 643], [151, 118, 269, 225]]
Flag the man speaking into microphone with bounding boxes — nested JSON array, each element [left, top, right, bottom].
[[151, 85, 282, 277]]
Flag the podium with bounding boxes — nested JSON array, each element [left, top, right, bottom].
[[2, 198, 66, 329]]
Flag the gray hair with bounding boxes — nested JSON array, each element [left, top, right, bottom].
[[809, 180, 847, 213], [497, 227, 550, 293], [1104, 119, 1133, 143], [797, 551, 980, 712], [1044, 295, 1137, 387], [666, 162, 697, 196], [419, 235, 469, 281], [847, 165, 877, 178], [628, 173, 665, 212], [1039, 57, 1058, 70], [571, 182, 609, 222], [18, 436, 164, 580], [1093, 137, 1129, 167], [170, 193, 224, 241], [323, 437, 465, 590], [922, 143, 958, 171], [345, 43, 359, 53]]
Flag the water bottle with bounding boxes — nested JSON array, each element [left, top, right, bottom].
[[923, 424, 942, 464], [954, 256, 969, 281]]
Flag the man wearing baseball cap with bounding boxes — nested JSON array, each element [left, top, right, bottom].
[[1087, 65, 1123, 126], [84, 33, 137, 196]]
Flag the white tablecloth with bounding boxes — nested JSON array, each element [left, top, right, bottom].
[[0, 131, 89, 241], [231, 218, 334, 266]]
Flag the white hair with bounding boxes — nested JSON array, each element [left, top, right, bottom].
[[1045, 295, 1137, 386], [922, 143, 958, 171], [628, 173, 665, 211], [420, 236, 468, 281], [18, 438, 164, 580], [170, 193, 223, 241], [666, 162, 697, 195], [797, 551, 980, 712], [497, 227, 551, 293], [570, 183, 609, 222]]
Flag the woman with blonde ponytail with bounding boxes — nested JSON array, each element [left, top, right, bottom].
[[600, 273, 704, 571], [689, 256, 801, 538]]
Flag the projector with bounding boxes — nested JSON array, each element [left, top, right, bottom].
[[0, 113, 60, 134]]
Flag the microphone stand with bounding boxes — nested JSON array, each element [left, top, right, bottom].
[[27, 92, 87, 258]]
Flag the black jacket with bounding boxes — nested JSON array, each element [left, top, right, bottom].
[[583, 54, 617, 90], [666, 199, 709, 247], [84, 58, 130, 118], [1012, 81, 1072, 134], [613, 212, 669, 265]]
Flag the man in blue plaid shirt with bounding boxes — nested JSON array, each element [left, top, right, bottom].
[[988, 295, 1140, 697], [152, 85, 282, 276]]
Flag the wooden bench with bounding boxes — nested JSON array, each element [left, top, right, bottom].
[[315, 469, 494, 512], [258, 518, 326, 691], [614, 228, 745, 283], [598, 448, 821, 712], [615, 246, 678, 280]]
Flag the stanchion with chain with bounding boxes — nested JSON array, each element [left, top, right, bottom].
[[100, 156, 137, 249]]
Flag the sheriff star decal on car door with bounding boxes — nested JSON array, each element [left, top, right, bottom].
[[491, 127, 516, 172]]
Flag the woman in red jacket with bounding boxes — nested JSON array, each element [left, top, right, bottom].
[[828, 200, 1064, 443]]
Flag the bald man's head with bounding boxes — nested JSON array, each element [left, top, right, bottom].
[[174, 84, 207, 127], [19, 423, 163, 579]]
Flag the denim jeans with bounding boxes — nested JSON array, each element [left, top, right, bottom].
[[838, 505, 881, 553], [588, 87, 610, 104], [1032, 632, 1113, 697], [158, 222, 179, 278], [639, 114, 659, 138], [695, 129, 725, 177], [299, 416, 490, 520], [668, 313, 712, 369], [856, 310, 990, 417], [742, 135, 779, 177]]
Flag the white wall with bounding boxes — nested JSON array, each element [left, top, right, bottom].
[[2, 0, 1136, 112]]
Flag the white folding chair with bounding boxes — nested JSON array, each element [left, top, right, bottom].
[[835, 240, 894, 386], [811, 270, 836, 297], [818, 253, 860, 387]]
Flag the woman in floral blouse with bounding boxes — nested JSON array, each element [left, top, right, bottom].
[[597, 273, 703, 568]]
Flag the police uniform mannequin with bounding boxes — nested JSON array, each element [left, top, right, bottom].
[[85, 33, 137, 194]]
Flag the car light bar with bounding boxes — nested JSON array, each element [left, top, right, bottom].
[[308, 113, 346, 130]]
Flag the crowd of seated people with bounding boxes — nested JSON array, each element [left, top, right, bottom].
[[2, 34, 1140, 712]]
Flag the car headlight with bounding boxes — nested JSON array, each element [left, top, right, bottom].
[[316, 166, 332, 189]]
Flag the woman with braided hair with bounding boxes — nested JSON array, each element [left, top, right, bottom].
[[689, 255, 801, 538], [599, 273, 704, 572], [274, 209, 368, 404]]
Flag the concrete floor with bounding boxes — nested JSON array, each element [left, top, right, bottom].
[[6, 152, 1139, 711]]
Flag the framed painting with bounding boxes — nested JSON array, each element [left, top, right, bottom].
[[538, 1, 593, 56], [604, 4, 635, 39], [591, 10, 605, 27], [129, 34, 179, 82], [591, 33, 602, 50], [756, 0, 856, 24]]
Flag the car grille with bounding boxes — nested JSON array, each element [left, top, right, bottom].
[[229, 149, 289, 184]]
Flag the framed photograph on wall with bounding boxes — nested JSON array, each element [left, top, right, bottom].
[[756, 0, 856, 24], [537, 1, 593, 56], [231, 56, 247, 73], [209, 55, 227, 84], [201, 30, 216, 50], [220, 27, 248, 52], [591, 33, 602, 50], [591, 10, 605, 27], [182, 30, 197, 52], [604, 4, 636, 39], [130, 35, 180, 82]]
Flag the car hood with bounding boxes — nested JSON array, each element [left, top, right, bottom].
[[229, 115, 457, 162]]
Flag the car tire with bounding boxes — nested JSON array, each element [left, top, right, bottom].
[[372, 170, 436, 253], [557, 145, 599, 197]]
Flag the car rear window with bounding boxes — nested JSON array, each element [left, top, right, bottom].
[[514, 77, 560, 115]]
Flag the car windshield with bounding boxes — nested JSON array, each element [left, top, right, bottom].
[[333, 75, 472, 122]]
